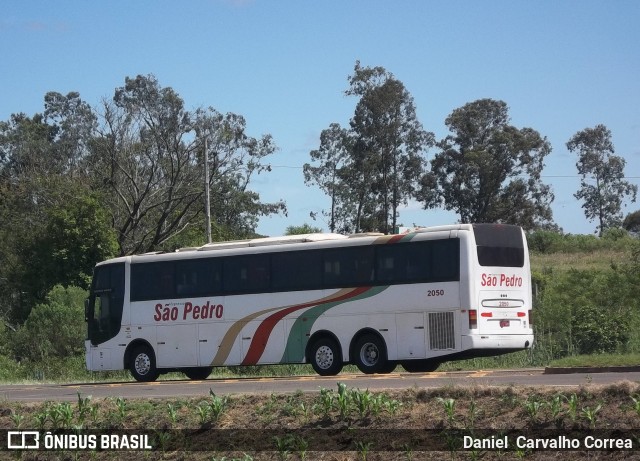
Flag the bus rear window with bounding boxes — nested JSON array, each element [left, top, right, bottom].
[[473, 224, 525, 267]]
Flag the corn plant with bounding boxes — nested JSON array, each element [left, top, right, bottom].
[[436, 397, 456, 426], [581, 404, 602, 428], [384, 397, 402, 416], [115, 397, 127, 420], [153, 430, 171, 452], [273, 435, 293, 461], [10, 412, 24, 429], [565, 393, 579, 424], [34, 410, 48, 430], [403, 443, 414, 461], [467, 398, 480, 429], [57, 402, 74, 429], [298, 401, 312, 424], [208, 390, 229, 422], [523, 398, 545, 423], [336, 382, 350, 420], [196, 403, 210, 426], [351, 388, 373, 418], [548, 394, 564, 420], [167, 404, 178, 425], [316, 387, 334, 417], [47, 404, 63, 430], [89, 404, 99, 425], [291, 435, 309, 461], [354, 440, 373, 461], [76, 393, 92, 423]]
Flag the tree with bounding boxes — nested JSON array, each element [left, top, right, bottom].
[[194, 108, 286, 241], [419, 99, 554, 229], [12, 285, 87, 362], [306, 62, 432, 234], [346, 62, 433, 234], [0, 111, 92, 322], [303, 123, 351, 232], [21, 193, 118, 302], [285, 223, 323, 235], [91, 75, 285, 254], [567, 125, 637, 236], [623, 210, 640, 237], [44, 91, 97, 175]]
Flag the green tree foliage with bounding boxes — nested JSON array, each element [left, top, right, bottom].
[[1, 75, 284, 324], [346, 62, 433, 234], [43, 91, 97, 174], [20, 194, 118, 303], [285, 223, 323, 235], [91, 75, 285, 254], [0, 111, 92, 322], [535, 266, 637, 357], [567, 125, 637, 236], [12, 285, 87, 362], [419, 99, 554, 230], [303, 123, 351, 232], [306, 62, 433, 234], [197, 109, 287, 240], [623, 210, 640, 236]]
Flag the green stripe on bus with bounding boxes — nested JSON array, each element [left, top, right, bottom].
[[281, 285, 389, 363]]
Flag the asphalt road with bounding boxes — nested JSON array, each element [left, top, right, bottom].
[[2, 368, 639, 402]]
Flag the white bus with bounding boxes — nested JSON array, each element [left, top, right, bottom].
[[85, 223, 533, 382]]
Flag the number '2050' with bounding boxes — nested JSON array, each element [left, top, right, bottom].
[[427, 289, 445, 297]]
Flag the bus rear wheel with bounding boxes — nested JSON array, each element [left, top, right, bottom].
[[183, 367, 213, 380], [401, 359, 440, 373], [129, 345, 159, 382], [353, 333, 389, 374], [309, 337, 343, 376]]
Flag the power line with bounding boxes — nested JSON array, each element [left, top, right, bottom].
[[269, 164, 640, 180]]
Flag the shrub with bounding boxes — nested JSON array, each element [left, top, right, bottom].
[[12, 285, 87, 362]]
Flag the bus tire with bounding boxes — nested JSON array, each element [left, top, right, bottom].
[[183, 367, 213, 380], [380, 361, 397, 374], [129, 345, 159, 382], [353, 333, 388, 374], [309, 337, 343, 376], [401, 359, 440, 373]]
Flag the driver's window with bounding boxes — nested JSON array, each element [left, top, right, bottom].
[[89, 263, 124, 345], [95, 294, 110, 325]]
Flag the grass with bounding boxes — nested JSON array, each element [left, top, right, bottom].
[[548, 353, 640, 368], [530, 249, 628, 272]]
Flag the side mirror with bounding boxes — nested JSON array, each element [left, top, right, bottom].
[[84, 298, 90, 322]]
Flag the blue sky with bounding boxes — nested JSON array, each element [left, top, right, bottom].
[[2, 1, 639, 236]]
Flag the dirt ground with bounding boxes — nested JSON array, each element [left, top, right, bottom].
[[2, 381, 640, 460]]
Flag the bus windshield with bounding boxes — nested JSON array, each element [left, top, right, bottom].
[[472, 224, 524, 267], [86, 263, 125, 346]]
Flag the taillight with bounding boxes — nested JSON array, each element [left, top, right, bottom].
[[528, 309, 533, 325], [469, 310, 477, 329]]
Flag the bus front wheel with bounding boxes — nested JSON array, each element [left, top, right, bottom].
[[309, 337, 343, 376], [129, 345, 159, 382], [353, 333, 389, 374]]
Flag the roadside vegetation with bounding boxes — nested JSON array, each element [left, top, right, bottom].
[[3, 381, 640, 460]]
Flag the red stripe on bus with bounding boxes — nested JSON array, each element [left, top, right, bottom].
[[241, 286, 371, 365]]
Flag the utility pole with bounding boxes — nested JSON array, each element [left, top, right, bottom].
[[204, 137, 212, 243]]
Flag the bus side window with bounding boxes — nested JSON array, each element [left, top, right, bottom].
[[324, 247, 374, 287]]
